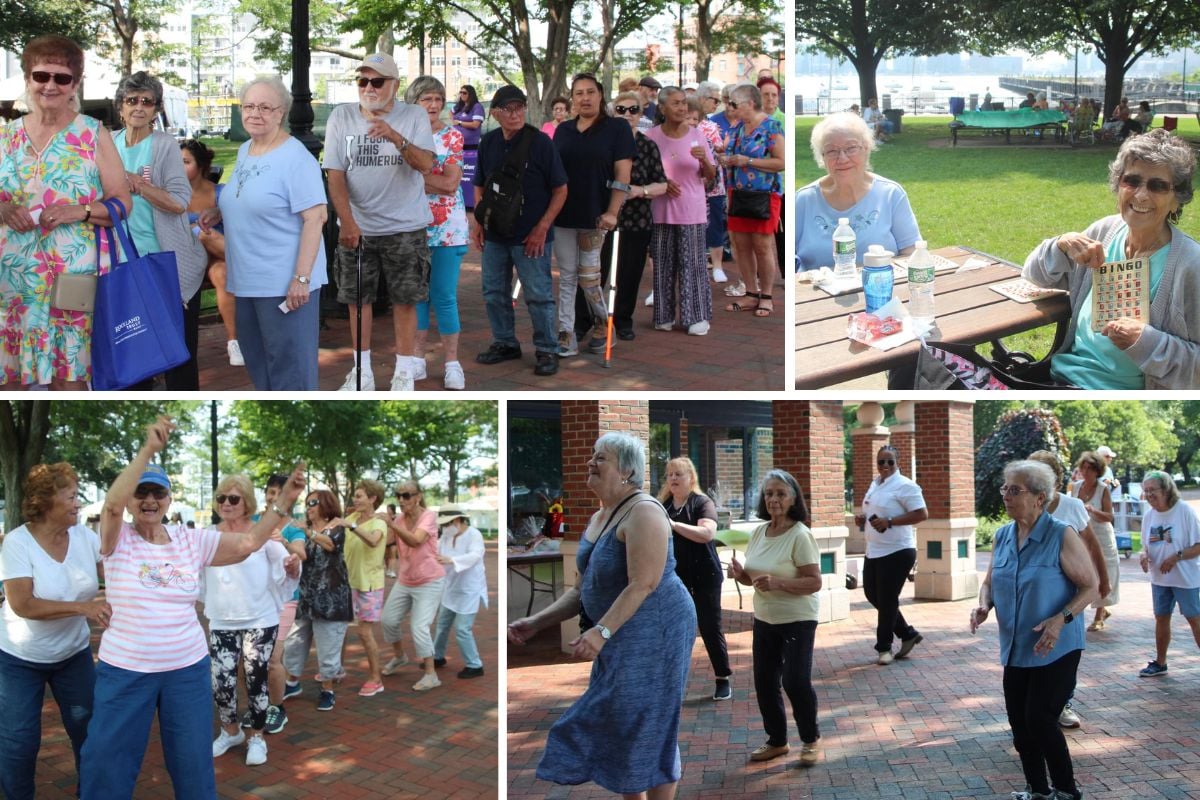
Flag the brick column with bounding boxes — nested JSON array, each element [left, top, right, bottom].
[[849, 402, 890, 556], [891, 400, 916, 477], [913, 401, 979, 600], [773, 401, 849, 622]]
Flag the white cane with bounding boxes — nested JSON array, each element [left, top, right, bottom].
[[603, 230, 620, 368]]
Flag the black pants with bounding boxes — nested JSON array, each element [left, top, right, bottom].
[[575, 229, 652, 338], [1003, 649, 1081, 798], [124, 288, 201, 391], [682, 572, 731, 678], [752, 618, 818, 746], [863, 547, 918, 652]]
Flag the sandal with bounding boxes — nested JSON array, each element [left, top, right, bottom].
[[724, 280, 747, 297], [725, 292, 760, 312], [753, 294, 774, 317]]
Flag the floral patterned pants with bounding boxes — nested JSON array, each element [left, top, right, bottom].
[[208, 626, 277, 730]]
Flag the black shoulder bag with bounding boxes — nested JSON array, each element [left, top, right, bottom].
[[474, 125, 537, 237]]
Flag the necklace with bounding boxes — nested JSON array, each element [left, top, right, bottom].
[[666, 495, 690, 519]]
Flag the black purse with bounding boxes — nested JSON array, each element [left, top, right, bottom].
[[728, 189, 772, 219], [903, 340, 1077, 390]]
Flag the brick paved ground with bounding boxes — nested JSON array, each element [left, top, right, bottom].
[[33, 542, 499, 799], [195, 253, 785, 392], [508, 552, 1200, 800]]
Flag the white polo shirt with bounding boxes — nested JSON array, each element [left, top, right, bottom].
[[861, 472, 927, 558]]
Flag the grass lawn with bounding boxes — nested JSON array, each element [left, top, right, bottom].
[[794, 115, 1200, 357]]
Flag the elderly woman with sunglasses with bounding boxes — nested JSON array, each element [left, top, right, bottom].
[[794, 111, 920, 273], [79, 416, 306, 799], [203, 475, 300, 767], [0, 35, 130, 390], [853, 444, 928, 666], [971, 461, 1098, 800], [1023, 129, 1200, 389], [111, 71, 208, 389]]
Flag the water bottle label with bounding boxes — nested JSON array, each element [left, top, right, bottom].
[[835, 240, 855, 256], [908, 266, 934, 283]]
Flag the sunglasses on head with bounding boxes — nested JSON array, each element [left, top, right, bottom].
[[356, 76, 389, 89], [31, 71, 74, 86], [396, 491, 417, 500], [305, 498, 322, 508], [215, 494, 242, 506], [133, 484, 168, 499], [1120, 174, 1174, 194], [877, 459, 895, 466], [614, 104, 641, 115], [123, 96, 156, 107]]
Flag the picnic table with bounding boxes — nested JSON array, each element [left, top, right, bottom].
[[950, 109, 1069, 146], [507, 549, 562, 616], [794, 245, 1071, 388]]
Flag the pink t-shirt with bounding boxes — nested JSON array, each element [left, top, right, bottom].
[[397, 509, 445, 587], [100, 522, 221, 672], [645, 124, 712, 226]]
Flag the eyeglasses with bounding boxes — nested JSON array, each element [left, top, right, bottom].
[[823, 145, 864, 161], [305, 498, 322, 508], [495, 104, 526, 114], [241, 103, 279, 115], [31, 71, 74, 86], [877, 459, 895, 466], [459, 91, 469, 96], [614, 104, 641, 115], [1120, 174, 1174, 194], [215, 494, 242, 506], [133, 484, 169, 499], [727, 101, 740, 110], [998, 485, 1030, 498], [123, 96, 157, 107], [396, 491, 417, 500], [356, 76, 389, 89]]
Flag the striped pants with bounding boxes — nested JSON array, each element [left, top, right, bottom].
[[651, 223, 711, 328]]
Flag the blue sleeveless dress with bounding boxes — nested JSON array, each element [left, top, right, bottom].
[[536, 499, 697, 793]]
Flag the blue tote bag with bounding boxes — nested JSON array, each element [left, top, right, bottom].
[[90, 198, 189, 390]]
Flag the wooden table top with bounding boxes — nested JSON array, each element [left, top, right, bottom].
[[794, 245, 1071, 388]]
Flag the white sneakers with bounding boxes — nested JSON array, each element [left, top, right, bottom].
[[381, 654, 410, 676], [411, 357, 428, 381], [444, 361, 465, 390], [212, 728, 245, 757], [390, 369, 415, 392], [227, 340, 244, 366], [413, 672, 442, 691], [687, 320, 710, 336], [643, 291, 655, 306], [712, 267, 728, 283], [339, 367, 375, 392], [245, 734, 267, 766]]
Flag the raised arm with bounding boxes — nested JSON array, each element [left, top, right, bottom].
[[210, 463, 307, 566], [99, 415, 175, 556]]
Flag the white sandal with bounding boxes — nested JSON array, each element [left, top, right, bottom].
[[724, 280, 747, 297]]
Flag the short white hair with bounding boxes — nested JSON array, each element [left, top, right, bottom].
[[240, 76, 292, 116], [810, 111, 876, 170], [595, 432, 645, 487]]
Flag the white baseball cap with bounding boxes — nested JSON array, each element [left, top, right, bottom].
[[356, 53, 399, 80], [1096, 446, 1116, 458]]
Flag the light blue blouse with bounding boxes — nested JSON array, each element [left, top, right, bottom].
[[794, 176, 920, 271]]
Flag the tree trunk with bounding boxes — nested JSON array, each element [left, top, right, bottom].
[[447, 455, 459, 502], [694, 0, 712, 83], [599, 0, 615, 96], [0, 401, 51, 532], [1100, 50, 1130, 123]]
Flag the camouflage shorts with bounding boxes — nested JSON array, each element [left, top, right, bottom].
[[336, 230, 431, 305]]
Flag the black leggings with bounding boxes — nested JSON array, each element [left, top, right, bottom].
[[682, 573, 731, 678], [863, 548, 918, 652], [209, 626, 277, 731], [752, 618, 819, 746], [1003, 649, 1081, 798]]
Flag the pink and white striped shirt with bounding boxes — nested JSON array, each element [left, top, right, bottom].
[[99, 522, 221, 672]]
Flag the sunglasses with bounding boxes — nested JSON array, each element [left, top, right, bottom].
[[31, 71, 74, 86], [727, 101, 739, 109], [133, 484, 169, 499], [356, 76, 389, 89], [123, 96, 156, 107], [396, 491, 417, 500], [877, 459, 895, 466], [614, 104, 641, 115], [215, 494, 242, 506], [1120, 174, 1174, 194], [305, 498, 322, 508]]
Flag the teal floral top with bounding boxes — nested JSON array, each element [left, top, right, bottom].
[[727, 116, 783, 195], [0, 114, 114, 385]]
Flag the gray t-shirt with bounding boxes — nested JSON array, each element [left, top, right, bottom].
[[322, 102, 436, 235]]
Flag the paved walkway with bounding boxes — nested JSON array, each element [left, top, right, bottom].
[[195, 252, 785, 392], [35, 543, 499, 799], [508, 552, 1200, 799]]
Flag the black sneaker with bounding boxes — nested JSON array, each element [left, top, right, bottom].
[[475, 342, 522, 365], [896, 633, 923, 659], [316, 690, 335, 712], [534, 351, 559, 376], [586, 335, 608, 354], [616, 328, 636, 341], [713, 679, 732, 701], [263, 705, 287, 734], [457, 666, 485, 679], [240, 710, 253, 728], [433, 657, 447, 668], [282, 681, 302, 701]]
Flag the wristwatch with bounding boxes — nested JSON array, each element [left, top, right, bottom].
[[349, 523, 358, 532], [268, 503, 288, 517], [596, 624, 612, 640], [1061, 607, 1074, 624], [293, 275, 310, 285]]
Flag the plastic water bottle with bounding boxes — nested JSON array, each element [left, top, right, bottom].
[[862, 245, 894, 313], [907, 240, 936, 329], [832, 217, 856, 280]]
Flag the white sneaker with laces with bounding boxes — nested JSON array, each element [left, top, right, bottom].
[[339, 367, 375, 392], [212, 728, 246, 758], [643, 291, 655, 306], [245, 734, 267, 766], [227, 340, 245, 366], [444, 361, 466, 390], [390, 369, 414, 392], [687, 320, 710, 336], [411, 357, 428, 381], [413, 672, 442, 691], [712, 267, 728, 283]]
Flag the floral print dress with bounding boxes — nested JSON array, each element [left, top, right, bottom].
[[0, 114, 112, 385], [426, 125, 469, 248]]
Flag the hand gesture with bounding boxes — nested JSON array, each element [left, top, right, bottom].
[[82, 598, 113, 629], [1031, 615, 1063, 657], [689, 142, 706, 161], [569, 626, 606, 660], [869, 516, 890, 533], [1102, 317, 1145, 350], [198, 207, 222, 233], [0, 203, 37, 233], [367, 115, 398, 144], [283, 554, 301, 579], [1055, 233, 1105, 269], [969, 605, 989, 633], [752, 574, 774, 592], [508, 617, 539, 645], [144, 415, 176, 455], [728, 553, 745, 580], [275, 462, 307, 509]]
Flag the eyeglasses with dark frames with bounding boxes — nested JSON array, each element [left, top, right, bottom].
[[305, 498, 322, 508], [31, 71, 74, 86], [123, 96, 157, 107], [356, 76, 389, 89], [614, 104, 641, 115], [877, 459, 896, 466], [1119, 174, 1174, 195], [215, 494, 242, 506], [133, 484, 169, 499], [396, 491, 417, 500]]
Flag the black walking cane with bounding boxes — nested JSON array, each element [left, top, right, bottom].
[[355, 240, 364, 391]]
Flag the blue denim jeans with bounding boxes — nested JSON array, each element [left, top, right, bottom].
[[432, 606, 482, 668], [0, 646, 95, 800], [80, 657, 215, 800], [480, 240, 557, 353], [235, 290, 321, 390]]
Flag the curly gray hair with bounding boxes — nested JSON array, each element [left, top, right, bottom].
[[114, 71, 163, 116], [810, 111, 876, 170], [1002, 460, 1056, 504], [1108, 128, 1196, 223]]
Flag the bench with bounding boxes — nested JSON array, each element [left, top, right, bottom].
[[950, 109, 1069, 147]]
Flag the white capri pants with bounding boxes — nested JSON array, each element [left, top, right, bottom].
[[282, 616, 350, 682], [381, 578, 445, 659]]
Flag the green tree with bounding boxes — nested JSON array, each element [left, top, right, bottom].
[[1161, 401, 1200, 482], [375, 401, 498, 501], [974, 407, 1068, 520], [0, 0, 93, 53], [972, 400, 1035, 449], [1046, 400, 1175, 476], [0, 401, 51, 533], [235, 0, 362, 71], [342, 0, 457, 75], [694, 0, 783, 83], [82, 0, 182, 78], [795, 0, 987, 105]]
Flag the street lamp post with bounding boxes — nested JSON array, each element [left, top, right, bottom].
[[289, 0, 322, 158]]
